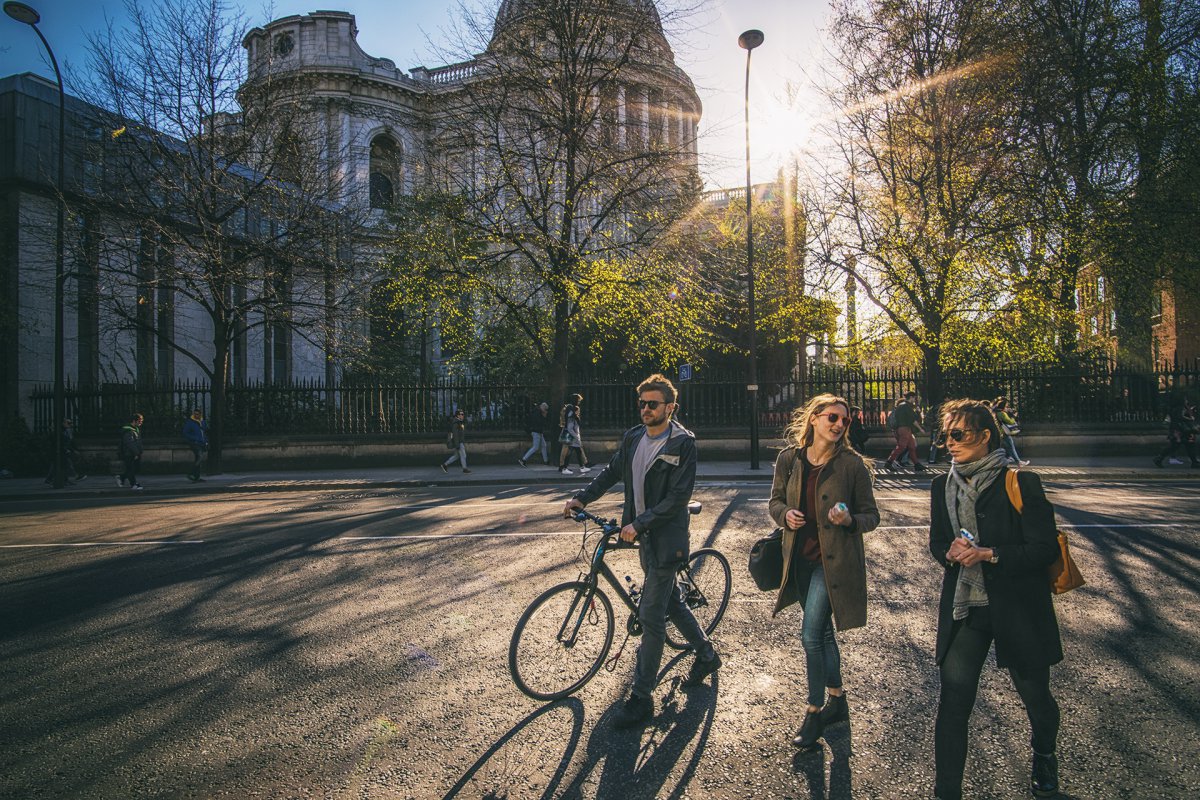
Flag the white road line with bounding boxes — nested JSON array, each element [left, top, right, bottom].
[[339, 531, 585, 541], [873, 523, 1191, 531], [0, 541, 206, 548]]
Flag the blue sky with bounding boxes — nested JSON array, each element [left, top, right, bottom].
[[1, 0, 834, 188]]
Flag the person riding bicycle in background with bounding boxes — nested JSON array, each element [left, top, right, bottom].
[[563, 373, 720, 728]]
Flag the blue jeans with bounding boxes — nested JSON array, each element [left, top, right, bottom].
[[631, 544, 713, 698], [443, 444, 468, 469], [522, 432, 548, 463], [794, 561, 842, 707], [934, 607, 1059, 800]]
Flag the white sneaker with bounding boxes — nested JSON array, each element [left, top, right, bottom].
[[1018, 460, 1030, 466], [579, 466, 591, 473], [559, 467, 574, 475], [131, 484, 143, 491], [116, 476, 124, 487], [1168, 457, 1184, 465]]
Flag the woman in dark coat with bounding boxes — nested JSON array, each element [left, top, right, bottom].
[[929, 398, 1063, 800], [769, 393, 880, 750]]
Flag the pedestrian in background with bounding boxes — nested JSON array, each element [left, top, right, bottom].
[[929, 398, 1062, 800], [848, 405, 870, 453], [440, 409, 471, 474], [44, 418, 86, 485], [1154, 397, 1199, 468], [769, 393, 880, 750], [558, 394, 589, 475], [993, 396, 1028, 466], [885, 392, 928, 472], [519, 401, 551, 467], [183, 408, 208, 482], [118, 412, 145, 490]]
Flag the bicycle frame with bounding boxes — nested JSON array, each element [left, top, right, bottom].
[[556, 528, 638, 647]]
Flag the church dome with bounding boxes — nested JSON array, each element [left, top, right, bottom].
[[493, 0, 664, 41]]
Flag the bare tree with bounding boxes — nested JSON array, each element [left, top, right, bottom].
[[71, 0, 365, 470], [813, 0, 1028, 404], [380, 0, 703, 398]]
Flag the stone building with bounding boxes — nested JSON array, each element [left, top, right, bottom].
[[0, 2, 702, 426]]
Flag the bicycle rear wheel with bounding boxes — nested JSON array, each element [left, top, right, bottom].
[[666, 547, 732, 651], [508, 581, 615, 701]]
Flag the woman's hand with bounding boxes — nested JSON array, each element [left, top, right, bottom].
[[947, 536, 994, 567], [827, 504, 852, 527], [785, 509, 805, 529]]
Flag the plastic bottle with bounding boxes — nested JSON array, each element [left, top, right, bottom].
[[624, 575, 641, 602]]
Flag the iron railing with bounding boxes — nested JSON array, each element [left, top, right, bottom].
[[30, 359, 1200, 439]]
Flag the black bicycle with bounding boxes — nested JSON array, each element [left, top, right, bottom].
[[508, 502, 731, 701]]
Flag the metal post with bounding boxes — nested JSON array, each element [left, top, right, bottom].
[[6, 2, 65, 487], [739, 29, 764, 469]]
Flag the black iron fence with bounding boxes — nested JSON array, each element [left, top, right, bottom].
[[30, 359, 1200, 439]]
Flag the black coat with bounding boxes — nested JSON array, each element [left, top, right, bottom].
[[573, 420, 697, 566], [929, 469, 1063, 673]]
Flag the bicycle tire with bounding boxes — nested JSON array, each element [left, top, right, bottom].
[[508, 581, 615, 701], [666, 547, 732, 651]]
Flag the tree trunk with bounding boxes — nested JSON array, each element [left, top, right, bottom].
[[548, 296, 571, 408], [207, 337, 230, 475]]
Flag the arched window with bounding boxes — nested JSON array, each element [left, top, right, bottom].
[[369, 135, 401, 209]]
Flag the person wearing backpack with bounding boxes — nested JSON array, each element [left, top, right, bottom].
[[182, 408, 208, 482], [885, 392, 928, 472], [928, 398, 1063, 800], [117, 412, 145, 490]]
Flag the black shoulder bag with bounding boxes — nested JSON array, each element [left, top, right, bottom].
[[747, 449, 796, 592]]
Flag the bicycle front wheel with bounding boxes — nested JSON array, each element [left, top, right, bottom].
[[508, 581, 615, 701], [666, 547, 732, 651]]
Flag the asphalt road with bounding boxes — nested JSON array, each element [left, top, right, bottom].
[[1, 477, 1198, 799]]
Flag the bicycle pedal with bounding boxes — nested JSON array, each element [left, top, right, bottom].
[[626, 614, 643, 637]]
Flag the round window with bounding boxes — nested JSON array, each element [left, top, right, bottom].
[[273, 33, 294, 57]]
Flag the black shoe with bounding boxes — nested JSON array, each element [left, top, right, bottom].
[[1031, 752, 1058, 797], [76, 474, 88, 482], [194, 476, 205, 482], [518, 458, 527, 467], [913, 463, 929, 473], [440, 463, 448, 473], [188, 475, 199, 482], [792, 709, 824, 748], [681, 650, 721, 687], [819, 692, 849, 725], [884, 460, 900, 473], [462, 468, 471, 473], [614, 694, 653, 729], [1153, 456, 1164, 467]]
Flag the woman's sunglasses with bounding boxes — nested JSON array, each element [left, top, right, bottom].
[[935, 428, 977, 446], [822, 413, 849, 425]]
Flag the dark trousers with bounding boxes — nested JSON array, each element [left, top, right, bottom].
[[189, 445, 205, 478], [1157, 433, 1198, 463], [631, 544, 713, 698], [934, 607, 1059, 800], [120, 456, 140, 486]]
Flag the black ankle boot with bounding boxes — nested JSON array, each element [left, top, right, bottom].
[[792, 709, 824, 749], [1031, 752, 1058, 797], [819, 692, 849, 725]]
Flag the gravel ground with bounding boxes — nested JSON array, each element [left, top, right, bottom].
[[0, 480, 1197, 799]]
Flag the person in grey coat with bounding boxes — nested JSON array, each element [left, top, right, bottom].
[[769, 393, 880, 750], [564, 374, 719, 729]]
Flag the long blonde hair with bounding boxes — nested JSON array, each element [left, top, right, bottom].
[[783, 393, 853, 455]]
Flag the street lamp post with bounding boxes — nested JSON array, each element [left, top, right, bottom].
[[739, 29, 764, 470], [5, 1, 65, 488]]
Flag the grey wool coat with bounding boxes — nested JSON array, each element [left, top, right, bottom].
[[768, 446, 880, 629]]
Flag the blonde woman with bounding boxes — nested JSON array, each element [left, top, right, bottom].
[[769, 393, 880, 749]]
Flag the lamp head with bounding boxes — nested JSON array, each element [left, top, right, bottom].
[[4, 2, 40, 25], [738, 29, 764, 51]]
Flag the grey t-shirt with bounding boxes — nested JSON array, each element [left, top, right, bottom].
[[631, 427, 672, 517]]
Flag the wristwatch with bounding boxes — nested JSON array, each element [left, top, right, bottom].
[[988, 550, 999, 564]]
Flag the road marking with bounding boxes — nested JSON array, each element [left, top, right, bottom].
[[873, 523, 1190, 531], [0, 540, 206, 548], [339, 532, 586, 541]]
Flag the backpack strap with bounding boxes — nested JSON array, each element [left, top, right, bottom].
[[1005, 469, 1023, 514]]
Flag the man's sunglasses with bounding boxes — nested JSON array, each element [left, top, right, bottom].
[[935, 428, 977, 446], [822, 413, 849, 425], [638, 399, 668, 410]]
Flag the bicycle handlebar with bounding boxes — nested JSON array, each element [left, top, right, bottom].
[[571, 508, 637, 548]]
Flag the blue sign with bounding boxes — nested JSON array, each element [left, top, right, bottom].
[[679, 363, 693, 382]]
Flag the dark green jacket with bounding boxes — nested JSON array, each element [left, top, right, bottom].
[[573, 420, 697, 566]]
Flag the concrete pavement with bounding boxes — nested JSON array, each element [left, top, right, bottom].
[[2, 454, 1196, 502]]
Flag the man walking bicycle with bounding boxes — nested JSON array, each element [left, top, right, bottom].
[[563, 374, 721, 728]]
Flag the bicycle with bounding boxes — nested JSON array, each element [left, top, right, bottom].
[[508, 502, 731, 701]]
